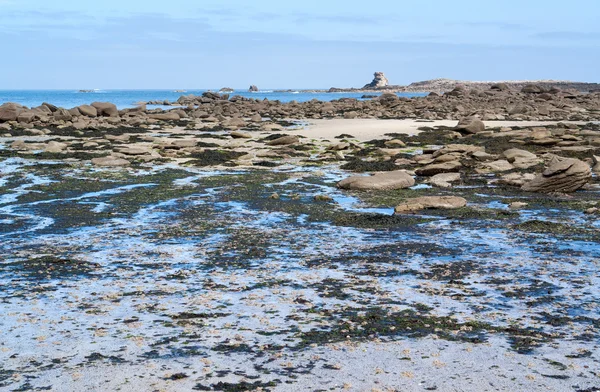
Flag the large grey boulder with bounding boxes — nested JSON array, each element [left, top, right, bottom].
[[337, 171, 415, 191], [522, 157, 591, 193], [395, 196, 467, 213]]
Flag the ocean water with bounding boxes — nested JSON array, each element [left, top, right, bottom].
[[0, 89, 427, 109]]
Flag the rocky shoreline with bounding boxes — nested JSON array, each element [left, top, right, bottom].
[[1, 83, 600, 391]]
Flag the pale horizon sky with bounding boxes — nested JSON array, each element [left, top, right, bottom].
[[1, 0, 599, 89]]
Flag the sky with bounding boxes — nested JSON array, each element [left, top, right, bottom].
[[0, 0, 599, 89]]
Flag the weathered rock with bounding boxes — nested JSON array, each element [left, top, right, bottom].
[[483, 160, 514, 172], [249, 85, 259, 92], [91, 156, 131, 167], [92, 102, 119, 117], [363, 72, 389, 89], [522, 157, 591, 193], [0, 103, 25, 122], [53, 108, 72, 121], [77, 105, 98, 117], [17, 111, 36, 124], [454, 117, 485, 134], [415, 161, 462, 176], [395, 196, 467, 213], [429, 173, 461, 188], [267, 135, 299, 146], [337, 171, 415, 191]]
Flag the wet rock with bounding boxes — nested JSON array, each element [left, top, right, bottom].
[[337, 171, 415, 190], [269, 193, 280, 200], [454, 116, 485, 135], [395, 196, 467, 213], [509, 202, 529, 210], [522, 157, 591, 193], [267, 135, 299, 146], [314, 194, 334, 202]]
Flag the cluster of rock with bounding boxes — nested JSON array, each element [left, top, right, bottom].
[[137, 85, 600, 123]]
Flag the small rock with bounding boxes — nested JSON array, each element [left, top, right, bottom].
[[395, 196, 467, 213]]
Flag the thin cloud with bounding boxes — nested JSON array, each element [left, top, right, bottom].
[[534, 31, 600, 40]]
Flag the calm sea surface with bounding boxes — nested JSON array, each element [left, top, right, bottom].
[[0, 89, 427, 109]]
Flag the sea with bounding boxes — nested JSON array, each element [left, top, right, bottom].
[[0, 89, 427, 109]]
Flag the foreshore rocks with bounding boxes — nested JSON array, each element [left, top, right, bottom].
[[337, 171, 415, 190], [522, 157, 591, 193], [395, 196, 467, 213]]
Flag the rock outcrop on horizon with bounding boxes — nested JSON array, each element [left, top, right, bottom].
[[363, 72, 389, 89], [249, 85, 259, 92]]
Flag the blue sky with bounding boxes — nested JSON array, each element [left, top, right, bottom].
[[1, 0, 599, 89]]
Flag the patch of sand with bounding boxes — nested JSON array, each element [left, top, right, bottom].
[[292, 119, 587, 141]]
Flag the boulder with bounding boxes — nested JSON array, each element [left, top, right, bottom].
[[77, 105, 98, 117], [92, 102, 119, 117], [395, 196, 467, 213], [378, 92, 399, 103], [17, 111, 36, 124], [0, 103, 25, 122], [42, 102, 58, 112], [454, 116, 485, 134], [267, 135, 299, 146], [415, 161, 462, 176], [53, 108, 72, 121], [522, 157, 591, 193], [337, 171, 415, 191], [249, 85, 259, 92]]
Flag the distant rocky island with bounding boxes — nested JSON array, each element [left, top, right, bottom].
[[325, 73, 600, 94]]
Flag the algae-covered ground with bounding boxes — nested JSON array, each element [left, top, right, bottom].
[[0, 157, 599, 392]]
